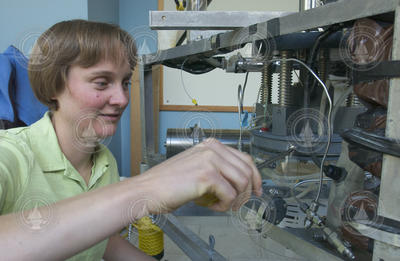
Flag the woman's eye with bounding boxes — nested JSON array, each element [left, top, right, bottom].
[[123, 81, 131, 89], [94, 81, 109, 88]]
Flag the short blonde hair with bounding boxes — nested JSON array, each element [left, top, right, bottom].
[[28, 19, 137, 110]]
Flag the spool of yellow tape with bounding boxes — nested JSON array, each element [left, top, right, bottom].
[[134, 216, 164, 259]]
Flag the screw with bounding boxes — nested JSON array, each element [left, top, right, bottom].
[[208, 234, 215, 261]]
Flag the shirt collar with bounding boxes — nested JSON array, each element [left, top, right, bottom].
[[29, 112, 110, 173], [29, 112, 66, 172]]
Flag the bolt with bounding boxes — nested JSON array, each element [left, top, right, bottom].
[[305, 219, 312, 229], [208, 234, 215, 261]]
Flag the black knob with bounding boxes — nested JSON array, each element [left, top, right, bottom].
[[323, 165, 346, 181]]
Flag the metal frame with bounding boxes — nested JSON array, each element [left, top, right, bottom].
[[139, 0, 400, 260], [161, 214, 227, 261], [373, 3, 400, 260], [150, 11, 293, 30], [143, 0, 398, 66]]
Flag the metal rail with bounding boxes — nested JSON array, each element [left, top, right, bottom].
[[161, 214, 227, 261], [144, 0, 398, 66]]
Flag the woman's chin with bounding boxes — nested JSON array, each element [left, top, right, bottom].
[[96, 125, 117, 138]]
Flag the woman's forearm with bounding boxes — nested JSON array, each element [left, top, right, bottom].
[[0, 176, 150, 261], [103, 234, 156, 261], [0, 139, 262, 261]]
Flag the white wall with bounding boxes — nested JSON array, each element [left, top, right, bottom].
[[88, 0, 119, 24], [0, 0, 88, 52]]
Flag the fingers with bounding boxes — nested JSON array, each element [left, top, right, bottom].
[[224, 146, 263, 197], [156, 138, 263, 212], [206, 174, 238, 212], [207, 150, 250, 194], [202, 139, 263, 197]]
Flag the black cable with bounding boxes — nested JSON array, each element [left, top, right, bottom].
[[163, 60, 215, 74], [176, 31, 187, 47], [304, 24, 343, 108]]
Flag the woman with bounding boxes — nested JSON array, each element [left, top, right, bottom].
[[0, 20, 261, 260]]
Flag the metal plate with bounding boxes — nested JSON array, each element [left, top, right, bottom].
[[150, 11, 293, 30]]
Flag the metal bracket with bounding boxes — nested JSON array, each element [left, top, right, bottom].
[[267, 18, 280, 37], [351, 61, 400, 84]]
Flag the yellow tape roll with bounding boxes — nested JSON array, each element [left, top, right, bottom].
[[134, 217, 164, 258]]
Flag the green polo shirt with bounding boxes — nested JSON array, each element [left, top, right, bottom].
[[0, 112, 120, 260]]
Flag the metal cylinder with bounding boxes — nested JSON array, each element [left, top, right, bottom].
[[260, 63, 273, 104], [299, 0, 318, 12], [187, 0, 208, 11], [165, 129, 250, 158], [278, 50, 294, 106]]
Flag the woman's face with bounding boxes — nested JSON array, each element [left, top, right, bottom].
[[55, 59, 132, 141]]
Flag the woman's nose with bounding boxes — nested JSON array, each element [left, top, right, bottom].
[[109, 84, 129, 108]]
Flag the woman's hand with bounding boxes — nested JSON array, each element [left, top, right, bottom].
[[136, 138, 262, 214]]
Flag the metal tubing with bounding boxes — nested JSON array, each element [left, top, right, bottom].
[[165, 129, 250, 158], [139, 64, 148, 163]]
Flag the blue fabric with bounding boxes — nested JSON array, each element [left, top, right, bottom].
[[0, 46, 47, 125], [0, 52, 14, 122]]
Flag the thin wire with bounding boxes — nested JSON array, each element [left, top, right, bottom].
[[293, 178, 332, 190], [272, 58, 332, 204], [251, 58, 332, 204], [237, 72, 249, 151], [180, 57, 195, 103], [237, 85, 243, 151]]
